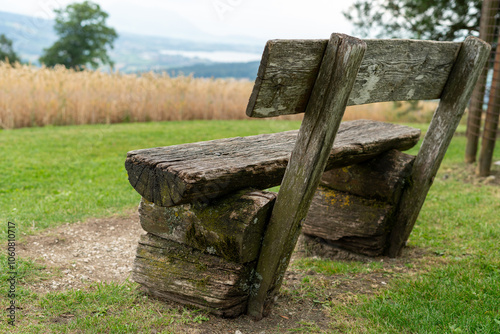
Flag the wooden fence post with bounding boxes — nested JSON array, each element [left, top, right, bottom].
[[478, 28, 500, 176], [465, 0, 498, 163]]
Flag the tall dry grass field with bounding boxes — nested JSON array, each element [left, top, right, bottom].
[[0, 63, 439, 129]]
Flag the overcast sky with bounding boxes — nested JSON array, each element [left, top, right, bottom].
[[1, 0, 357, 42]]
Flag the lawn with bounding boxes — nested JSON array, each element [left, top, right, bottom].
[[1, 120, 499, 333]]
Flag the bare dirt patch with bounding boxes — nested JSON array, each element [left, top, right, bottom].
[[17, 210, 431, 332], [17, 210, 143, 293]]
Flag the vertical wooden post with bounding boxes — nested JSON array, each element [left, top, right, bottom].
[[246, 34, 366, 319], [465, 0, 498, 163], [387, 37, 491, 258], [478, 29, 500, 176]]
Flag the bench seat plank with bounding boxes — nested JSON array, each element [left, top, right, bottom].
[[125, 120, 420, 207]]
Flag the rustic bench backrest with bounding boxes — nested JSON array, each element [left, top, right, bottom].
[[246, 33, 490, 319], [246, 39, 462, 117]]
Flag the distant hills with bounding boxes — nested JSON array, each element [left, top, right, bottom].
[[0, 11, 263, 79]]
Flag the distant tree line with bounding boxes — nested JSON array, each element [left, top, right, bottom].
[[344, 0, 482, 41]]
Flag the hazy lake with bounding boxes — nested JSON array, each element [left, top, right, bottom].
[[159, 50, 262, 63]]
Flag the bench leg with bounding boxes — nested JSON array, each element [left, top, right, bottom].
[[132, 189, 276, 317]]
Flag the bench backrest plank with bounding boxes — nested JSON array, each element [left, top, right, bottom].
[[247, 39, 462, 118]]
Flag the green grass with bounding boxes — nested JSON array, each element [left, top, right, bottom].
[[293, 258, 384, 276], [1, 120, 499, 333], [0, 120, 301, 241], [2, 279, 210, 333], [326, 134, 500, 334], [359, 260, 500, 333]]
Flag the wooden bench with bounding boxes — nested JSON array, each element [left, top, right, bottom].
[[125, 33, 489, 319]]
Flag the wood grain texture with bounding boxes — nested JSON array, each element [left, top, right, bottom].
[[247, 39, 461, 117], [302, 186, 393, 256], [133, 233, 254, 318], [138, 189, 276, 263], [303, 151, 414, 257], [247, 34, 367, 319], [320, 149, 415, 204], [126, 120, 420, 207], [246, 40, 326, 118], [387, 36, 491, 257], [298, 234, 375, 262]]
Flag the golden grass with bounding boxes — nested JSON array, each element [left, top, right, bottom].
[[0, 63, 438, 129], [345, 100, 438, 123]]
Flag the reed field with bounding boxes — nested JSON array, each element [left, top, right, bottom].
[[0, 63, 439, 129]]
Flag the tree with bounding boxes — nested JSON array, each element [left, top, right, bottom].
[[345, 0, 500, 176], [39, 1, 118, 70], [343, 0, 482, 41], [0, 34, 21, 63]]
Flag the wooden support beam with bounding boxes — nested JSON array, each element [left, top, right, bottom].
[[301, 150, 415, 257], [302, 186, 394, 256], [320, 149, 415, 204], [387, 36, 491, 257], [246, 34, 367, 319]]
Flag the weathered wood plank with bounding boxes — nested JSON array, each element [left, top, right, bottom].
[[302, 151, 413, 257], [126, 120, 420, 207], [247, 34, 367, 319], [320, 150, 414, 204], [246, 40, 326, 117], [302, 186, 393, 257], [298, 234, 375, 262], [247, 39, 461, 117], [387, 36, 491, 257], [138, 189, 276, 263], [133, 233, 254, 318]]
